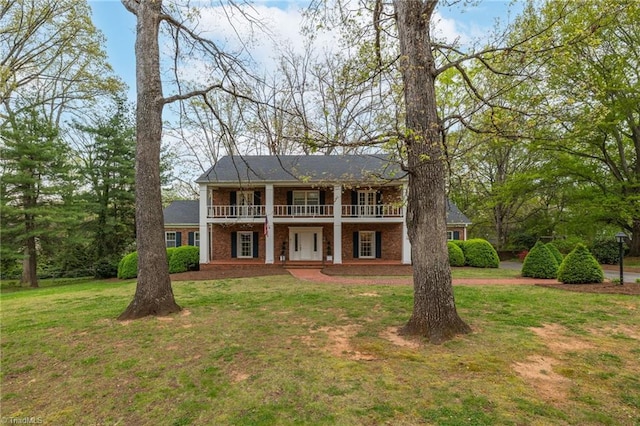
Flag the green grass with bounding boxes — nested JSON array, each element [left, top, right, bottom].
[[1, 276, 639, 425]]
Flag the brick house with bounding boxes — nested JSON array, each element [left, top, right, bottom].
[[184, 155, 471, 266]]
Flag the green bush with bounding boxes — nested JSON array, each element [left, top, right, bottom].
[[94, 257, 119, 279], [169, 246, 199, 273], [447, 242, 465, 267], [117, 252, 138, 280], [557, 243, 604, 284], [166, 247, 178, 266], [545, 243, 563, 266], [463, 239, 500, 268], [522, 241, 559, 279], [590, 237, 623, 265]]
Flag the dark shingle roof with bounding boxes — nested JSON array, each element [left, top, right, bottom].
[[196, 155, 406, 184], [446, 200, 472, 224], [163, 200, 199, 225]]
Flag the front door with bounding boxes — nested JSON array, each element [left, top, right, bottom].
[[289, 227, 322, 261]]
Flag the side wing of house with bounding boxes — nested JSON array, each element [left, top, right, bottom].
[[162, 200, 200, 248]]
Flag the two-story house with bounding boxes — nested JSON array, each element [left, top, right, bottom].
[[182, 155, 470, 266]]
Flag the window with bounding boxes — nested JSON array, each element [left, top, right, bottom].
[[359, 231, 375, 259], [447, 231, 460, 240], [165, 232, 177, 248], [293, 190, 319, 215], [238, 232, 253, 258], [194, 232, 200, 247], [238, 191, 254, 217], [358, 190, 377, 216]]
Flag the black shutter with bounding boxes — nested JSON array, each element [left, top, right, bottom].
[[375, 231, 382, 258], [253, 231, 259, 258], [319, 190, 326, 215], [351, 190, 358, 205], [188, 232, 194, 246], [230, 191, 237, 217], [253, 191, 261, 217], [176, 232, 182, 247], [286, 191, 293, 215], [353, 232, 359, 258], [231, 232, 237, 258], [376, 191, 382, 217], [453, 231, 460, 240]]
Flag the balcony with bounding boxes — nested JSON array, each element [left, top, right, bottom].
[[207, 204, 404, 219]]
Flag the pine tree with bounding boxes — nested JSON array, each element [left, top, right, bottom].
[[0, 109, 78, 287]]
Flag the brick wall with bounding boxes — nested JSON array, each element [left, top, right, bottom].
[[342, 223, 403, 261], [164, 227, 199, 247]]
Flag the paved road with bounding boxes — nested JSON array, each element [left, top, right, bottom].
[[500, 261, 640, 283]]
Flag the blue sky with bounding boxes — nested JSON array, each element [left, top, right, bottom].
[[89, 0, 521, 101]]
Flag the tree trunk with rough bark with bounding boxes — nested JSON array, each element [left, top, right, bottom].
[[394, 0, 471, 343], [118, 0, 181, 320]]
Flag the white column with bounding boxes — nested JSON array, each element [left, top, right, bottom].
[[265, 184, 274, 264], [199, 184, 209, 264], [402, 183, 411, 264], [333, 184, 342, 264]]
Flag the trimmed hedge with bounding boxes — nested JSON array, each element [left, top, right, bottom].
[[521, 241, 558, 279], [169, 246, 200, 273], [117, 252, 138, 280], [557, 243, 604, 284], [117, 247, 200, 279], [447, 242, 465, 267], [463, 239, 500, 268], [545, 243, 563, 266]]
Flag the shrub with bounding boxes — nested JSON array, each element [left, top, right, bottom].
[[94, 257, 119, 279], [590, 237, 623, 265], [166, 247, 178, 266], [169, 246, 199, 273], [545, 243, 563, 265], [117, 252, 138, 280], [464, 239, 500, 268], [557, 243, 604, 284], [447, 242, 465, 267], [521, 241, 559, 279], [451, 240, 468, 258]]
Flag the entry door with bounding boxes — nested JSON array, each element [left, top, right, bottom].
[[289, 228, 322, 261]]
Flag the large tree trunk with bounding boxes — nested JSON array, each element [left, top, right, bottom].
[[630, 218, 640, 257], [21, 194, 38, 288], [394, 0, 470, 344], [119, 0, 180, 320]]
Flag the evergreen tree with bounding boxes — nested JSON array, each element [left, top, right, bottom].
[[0, 109, 78, 287], [73, 98, 136, 266]]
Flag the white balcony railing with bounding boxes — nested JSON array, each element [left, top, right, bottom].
[[273, 205, 333, 217], [207, 204, 404, 219], [207, 205, 265, 218], [342, 205, 404, 217]]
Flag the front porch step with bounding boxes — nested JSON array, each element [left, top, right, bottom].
[[282, 261, 325, 269]]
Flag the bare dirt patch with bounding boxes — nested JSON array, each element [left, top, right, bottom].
[[513, 356, 571, 402], [530, 323, 594, 352], [308, 325, 376, 361], [380, 327, 421, 349], [512, 324, 593, 404]]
